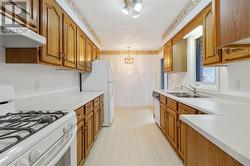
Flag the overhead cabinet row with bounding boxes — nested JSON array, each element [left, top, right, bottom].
[[163, 0, 250, 72], [2, 0, 101, 72]]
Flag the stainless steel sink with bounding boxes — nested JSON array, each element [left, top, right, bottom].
[[167, 92, 211, 98]]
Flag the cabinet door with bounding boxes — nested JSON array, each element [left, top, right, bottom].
[[100, 102, 104, 127], [160, 104, 167, 134], [63, 14, 76, 68], [97, 48, 101, 60], [93, 106, 100, 139], [77, 121, 84, 166], [177, 120, 187, 159], [203, 6, 222, 65], [85, 112, 94, 155], [215, 0, 250, 46], [40, 0, 63, 66], [86, 38, 92, 72], [76, 29, 86, 71], [92, 45, 97, 60], [222, 48, 250, 63], [0, 0, 39, 32], [167, 108, 177, 148], [163, 41, 173, 72]]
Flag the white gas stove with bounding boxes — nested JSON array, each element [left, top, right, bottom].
[[0, 83, 77, 166]]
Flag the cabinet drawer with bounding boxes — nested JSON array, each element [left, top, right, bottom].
[[160, 95, 167, 104], [167, 98, 177, 111], [222, 48, 250, 63], [75, 107, 84, 122], [85, 101, 93, 115], [178, 103, 196, 114], [94, 97, 100, 108], [100, 95, 104, 103]]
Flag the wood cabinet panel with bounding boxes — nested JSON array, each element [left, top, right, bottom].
[[186, 125, 242, 166], [177, 121, 187, 159], [86, 37, 93, 72], [76, 28, 86, 71], [94, 97, 100, 108], [63, 14, 76, 68], [160, 95, 166, 105], [85, 101, 93, 115], [167, 98, 177, 112], [203, 5, 222, 66], [93, 106, 100, 139], [92, 45, 97, 60], [76, 107, 84, 122], [178, 103, 196, 114], [77, 121, 84, 166], [40, 0, 63, 66], [222, 48, 250, 63], [160, 104, 167, 135], [215, 0, 250, 47], [100, 102, 104, 127], [0, 0, 39, 32], [163, 41, 173, 72], [85, 111, 94, 156], [167, 108, 177, 148]]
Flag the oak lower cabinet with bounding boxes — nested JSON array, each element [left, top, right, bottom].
[[93, 106, 100, 139], [100, 101, 104, 127], [85, 111, 94, 156], [160, 104, 167, 135], [77, 121, 84, 166], [186, 125, 242, 166], [166, 108, 177, 148], [177, 121, 187, 159], [40, 0, 63, 66]]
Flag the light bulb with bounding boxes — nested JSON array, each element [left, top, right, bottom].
[[134, 3, 142, 12], [122, 6, 129, 15], [132, 11, 140, 18]]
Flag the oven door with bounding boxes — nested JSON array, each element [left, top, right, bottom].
[[34, 126, 77, 166]]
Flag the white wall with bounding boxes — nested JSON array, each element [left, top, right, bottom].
[[101, 55, 161, 107], [0, 47, 79, 98]]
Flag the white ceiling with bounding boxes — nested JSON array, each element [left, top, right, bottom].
[[74, 0, 189, 50]]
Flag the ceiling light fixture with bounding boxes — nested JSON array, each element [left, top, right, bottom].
[[122, 0, 142, 18]]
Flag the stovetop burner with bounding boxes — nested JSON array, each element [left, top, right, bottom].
[[0, 111, 67, 154]]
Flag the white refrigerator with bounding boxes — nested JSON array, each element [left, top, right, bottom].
[[82, 61, 115, 127]]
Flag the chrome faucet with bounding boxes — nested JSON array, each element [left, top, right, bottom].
[[181, 84, 199, 95]]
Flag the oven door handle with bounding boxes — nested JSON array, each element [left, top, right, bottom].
[[34, 126, 77, 166]]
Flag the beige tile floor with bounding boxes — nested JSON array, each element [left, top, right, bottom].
[[84, 107, 184, 166]]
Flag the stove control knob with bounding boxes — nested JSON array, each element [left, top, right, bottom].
[[16, 159, 29, 166], [29, 149, 42, 162], [63, 124, 70, 133]]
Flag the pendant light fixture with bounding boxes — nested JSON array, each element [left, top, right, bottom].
[[124, 47, 134, 65], [121, 0, 143, 18]]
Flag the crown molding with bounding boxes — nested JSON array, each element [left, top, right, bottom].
[[162, 0, 202, 40], [64, 0, 101, 45], [101, 50, 160, 55]]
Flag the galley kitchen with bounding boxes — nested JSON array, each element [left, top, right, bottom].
[[0, 0, 249, 166]]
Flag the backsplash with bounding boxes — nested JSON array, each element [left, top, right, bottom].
[[0, 47, 79, 98]]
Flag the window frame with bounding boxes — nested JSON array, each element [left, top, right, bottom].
[[188, 26, 220, 92]]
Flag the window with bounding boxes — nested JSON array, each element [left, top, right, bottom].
[[195, 37, 216, 84]]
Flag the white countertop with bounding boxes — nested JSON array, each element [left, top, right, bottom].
[[154, 89, 250, 166], [15, 90, 104, 112]]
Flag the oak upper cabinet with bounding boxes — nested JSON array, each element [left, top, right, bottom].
[[97, 48, 101, 60], [92, 45, 97, 60], [202, 5, 222, 66], [0, 0, 39, 32], [222, 48, 250, 63], [76, 28, 86, 71], [63, 14, 76, 68], [85, 111, 94, 156], [163, 41, 173, 72], [214, 0, 250, 47], [86, 37, 93, 72], [40, 0, 63, 66]]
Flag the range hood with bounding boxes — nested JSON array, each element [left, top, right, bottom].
[[0, 27, 46, 48]]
